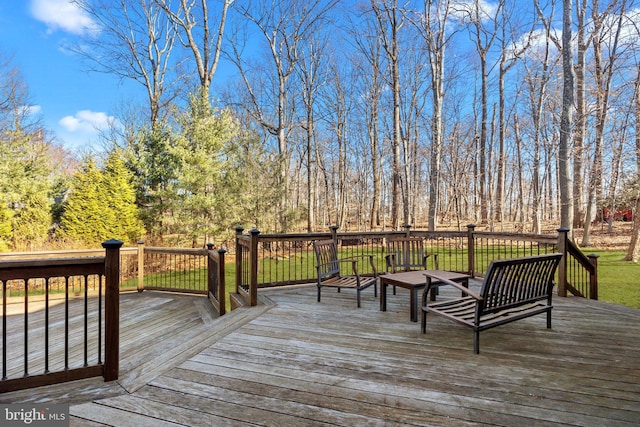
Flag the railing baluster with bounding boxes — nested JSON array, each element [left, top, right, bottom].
[[65, 276, 69, 371], [2, 280, 6, 380], [84, 274, 89, 367], [24, 279, 28, 377], [45, 277, 49, 374]]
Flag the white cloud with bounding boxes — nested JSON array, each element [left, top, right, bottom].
[[59, 110, 115, 133], [450, 0, 499, 23], [30, 0, 99, 36], [22, 105, 42, 116]]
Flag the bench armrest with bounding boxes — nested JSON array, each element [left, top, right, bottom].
[[423, 272, 482, 300]]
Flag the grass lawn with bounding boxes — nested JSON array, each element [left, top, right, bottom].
[[586, 250, 640, 309]]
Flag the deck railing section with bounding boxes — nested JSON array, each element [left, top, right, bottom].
[[139, 247, 209, 294], [0, 240, 122, 393], [557, 228, 599, 299], [469, 225, 559, 278], [234, 225, 598, 307], [235, 228, 259, 307]]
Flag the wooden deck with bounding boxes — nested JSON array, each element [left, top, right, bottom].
[[2, 283, 640, 426]]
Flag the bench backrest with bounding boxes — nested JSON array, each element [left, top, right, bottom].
[[386, 237, 427, 272], [480, 253, 563, 314], [313, 240, 340, 279]]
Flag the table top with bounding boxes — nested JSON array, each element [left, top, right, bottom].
[[380, 269, 470, 287]]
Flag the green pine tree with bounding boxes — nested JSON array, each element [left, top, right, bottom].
[[60, 155, 144, 246]]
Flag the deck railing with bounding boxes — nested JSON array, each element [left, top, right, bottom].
[[234, 225, 598, 306], [0, 240, 122, 393], [133, 243, 228, 314]]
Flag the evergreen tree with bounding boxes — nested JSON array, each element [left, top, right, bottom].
[[103, 150, 145, 243], [0, 127, 53, 250], [0, 202, 12, 251], [60, 155, 144, 246], [59, 158, 106, 244], [168, 94, 238, 245]]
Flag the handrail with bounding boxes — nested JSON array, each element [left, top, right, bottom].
[[0, 240, 122, 393], [558, 229, 599, 299]]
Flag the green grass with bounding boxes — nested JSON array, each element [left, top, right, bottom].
[[583, 250, 640, 309]]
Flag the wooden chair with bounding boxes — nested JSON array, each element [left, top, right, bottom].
[[385, 236, 438, 295], [312, 240, 378, 308]]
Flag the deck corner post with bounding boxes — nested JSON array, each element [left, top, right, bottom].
[[235, 227, 244, 295], [556, 228, 570, 297], [467, 224, 476, 277], [330, 226, 339, 246], [137, 240, 144, 292], [102, 238, 123, 382], [588, 253, 599, 300], [249, 229, 260, 306], [218, 249, 227, 315]]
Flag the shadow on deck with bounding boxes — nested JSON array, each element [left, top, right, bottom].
[[2, 283, 639, 426]]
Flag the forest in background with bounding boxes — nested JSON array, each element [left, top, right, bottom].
[[1, 0, 640, 259]]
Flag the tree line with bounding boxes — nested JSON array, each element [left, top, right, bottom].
[[2, 0, 640, 260]]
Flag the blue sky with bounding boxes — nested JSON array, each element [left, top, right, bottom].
[[0, 0, 138, 153]]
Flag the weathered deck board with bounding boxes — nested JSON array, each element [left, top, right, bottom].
[[2, 283, 640, 426]]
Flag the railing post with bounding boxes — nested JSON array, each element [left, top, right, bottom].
[[249, 229, 260, 306], [467, 224, 476, 277], [137, 240, 144, 292], [218, 248, 227, 314], [206, 243, 226, 316], [235, 226, 244, 295], [556, 228, 569, 297], [403, 224, 411, 237], [588, 253, 599, 300], [330, 225, 339, 246], [102, 239, 123, 382]]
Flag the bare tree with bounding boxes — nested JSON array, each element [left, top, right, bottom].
[[74, 0, 185, 126], [371, 0, 404, 229], [558, 0, 575, 235], [572, 0, 591, 229], [413, 0, 456, 230], [582, 0, 625, 245], [351, 13, 385, 229], [228, 0, 337, 231], [456, 0, 502, 225], [156, 0, 232, 96], [297, 38, 327, 231], [495, 2, 532, 223], [626, 64, 640, 261]]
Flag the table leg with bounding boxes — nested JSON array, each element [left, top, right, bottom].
[[410, 288, 418, 322], [380, 281, 387, 312]]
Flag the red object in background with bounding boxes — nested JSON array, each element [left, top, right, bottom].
[[603, 208, 633, 221]]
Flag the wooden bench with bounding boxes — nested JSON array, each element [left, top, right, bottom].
[[313, 240, 378, 307], [421, 253, 563, 354]]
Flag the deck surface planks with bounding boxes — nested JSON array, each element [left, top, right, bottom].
[[2, 283, 640, 426]]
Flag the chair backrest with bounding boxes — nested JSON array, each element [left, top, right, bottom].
[[386, 237, 427, 273], [480, 253, 563, 314], [313, 240, 340, 279]]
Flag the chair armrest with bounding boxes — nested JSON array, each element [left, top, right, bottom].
[[338, 255, 378, 277], [385, 254, 396, 271], [426, 253, 439, 270], [422, 272, 482, 303]]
